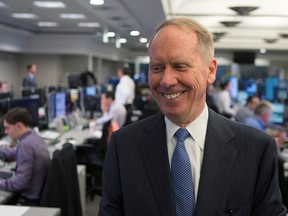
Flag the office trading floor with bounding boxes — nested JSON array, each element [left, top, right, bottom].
[[86, 195, 101, 216]]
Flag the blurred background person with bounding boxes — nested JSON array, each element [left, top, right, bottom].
[[115, 63, 135, 110], [243, 101, 286, 146], [22, 63, 38, 88], [235, 95, 261, 122], [206, 84, 219, 113], [0, 81, 8, 93], [96, 91, 127, 129], [216, 80, 237, 119]]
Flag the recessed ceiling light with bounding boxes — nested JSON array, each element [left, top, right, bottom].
[[90, 0, 104, 5], [0, 2, 8, 7], [107, 32, 115, 37], [130, 30, 140, 36], [12, 13, 37, 19], [139, 37, 148, 43], [34, 1, 65, 8], [60, 14, 86, 19], [78, 22, 100, 28], [119, 38, 127, 43], [38, 22, 58, 27]]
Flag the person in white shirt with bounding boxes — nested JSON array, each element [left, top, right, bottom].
[[216, 80, 237, 118], [96, 91, 127, 129], [114, 64, 136, 108]]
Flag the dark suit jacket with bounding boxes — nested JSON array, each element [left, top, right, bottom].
[[22, 73, 37, 88], [99, 109, 286, 216]]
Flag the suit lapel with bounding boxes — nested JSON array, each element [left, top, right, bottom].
[[195, 110, 238, 215], [140, 113, 175, 216]]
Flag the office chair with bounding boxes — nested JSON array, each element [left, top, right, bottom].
[[75, 119, 112, 200], [40, 143, 82, 216]]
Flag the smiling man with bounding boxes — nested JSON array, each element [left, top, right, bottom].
[[99, 17, 286, 216]]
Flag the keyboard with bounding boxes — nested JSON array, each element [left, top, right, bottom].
[[39, 130, 60, 140]]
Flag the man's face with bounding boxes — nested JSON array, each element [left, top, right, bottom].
[[3, 120, 21, 140], [31, 64, 37, 74], [0, 83, 8, 93], [148, 25, 217, 126]]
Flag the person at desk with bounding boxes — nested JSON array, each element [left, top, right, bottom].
[[96, 91, 127, 129], [243, 101, 287, 146], [235, 95, 260, 123], [22, 63, 38, 88], [0, 107, 50, 206], [99, 17, 286, 215]]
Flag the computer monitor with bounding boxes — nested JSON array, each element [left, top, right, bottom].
[[270, 103, 285, 125], [265, 77, 279, 102], [47, 92, 66, 123], [0, 92, 12, 100], [9, 97, 40, 127], [237, 90, 248, 105], [21, 87, 46, 107], [83, 86, 97, 96]]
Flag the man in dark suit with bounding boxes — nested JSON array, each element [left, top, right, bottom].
[[99, 17, 286, 216], [22, 63, 38, 88]]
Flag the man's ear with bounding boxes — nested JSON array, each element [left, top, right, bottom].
[[207, 58, 217, 84]]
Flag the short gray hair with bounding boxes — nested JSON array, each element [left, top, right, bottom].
[[149, 17, 215, 63]]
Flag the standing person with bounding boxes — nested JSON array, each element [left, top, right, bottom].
[[114, 63, 136, 110], [235, 95, 261, 122], [0, 107, 50, 206], [22, 63, 38, 88], [99, 17, 286, 216], [0, 81, 9, 93]]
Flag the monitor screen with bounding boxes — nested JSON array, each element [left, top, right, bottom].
[[84, 86, 97, 96], [246, 80, 257, 96], [9, 97, 40, 127], [237, 90, 248, 105], [55, 92, 66, 118], [270, 103, 285, 125], [265, 77, 279, 101], [48, 92, 66, 123]]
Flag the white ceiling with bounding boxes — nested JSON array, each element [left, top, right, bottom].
[[0, 0, 288, 53]]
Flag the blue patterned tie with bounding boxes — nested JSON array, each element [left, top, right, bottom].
[[171, 128, 195, 216]]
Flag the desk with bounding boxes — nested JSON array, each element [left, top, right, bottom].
[[0, 162, 16, 204], [0, 205, 60, 216]]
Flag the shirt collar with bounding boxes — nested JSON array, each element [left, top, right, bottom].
[[165, 104, 209, 150], [18, 130, 32, 141]]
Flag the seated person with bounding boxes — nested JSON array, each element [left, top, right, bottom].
[[235, 95, 260, 122], [96, 91, 127, 129], [243, 101, 286, 146], [0, 107, 50, 206]]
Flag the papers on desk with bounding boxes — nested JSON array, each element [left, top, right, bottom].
[[39, 130, 60, 140], [0, 140, 10, 147], [0, 205, 29, 216]]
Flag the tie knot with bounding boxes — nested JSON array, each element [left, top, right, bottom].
[[175, 128, 190, 142]]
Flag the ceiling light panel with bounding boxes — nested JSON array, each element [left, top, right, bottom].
[[60, 14, 86, 19], [38, 22, 58, 27], [0, 2, 7, 7], [130, 30, 140, 36], [90, 0, 104, 5], [33, 1, 66, 8], [78, 22, 100, 28], [12, 13, 37, 19]]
